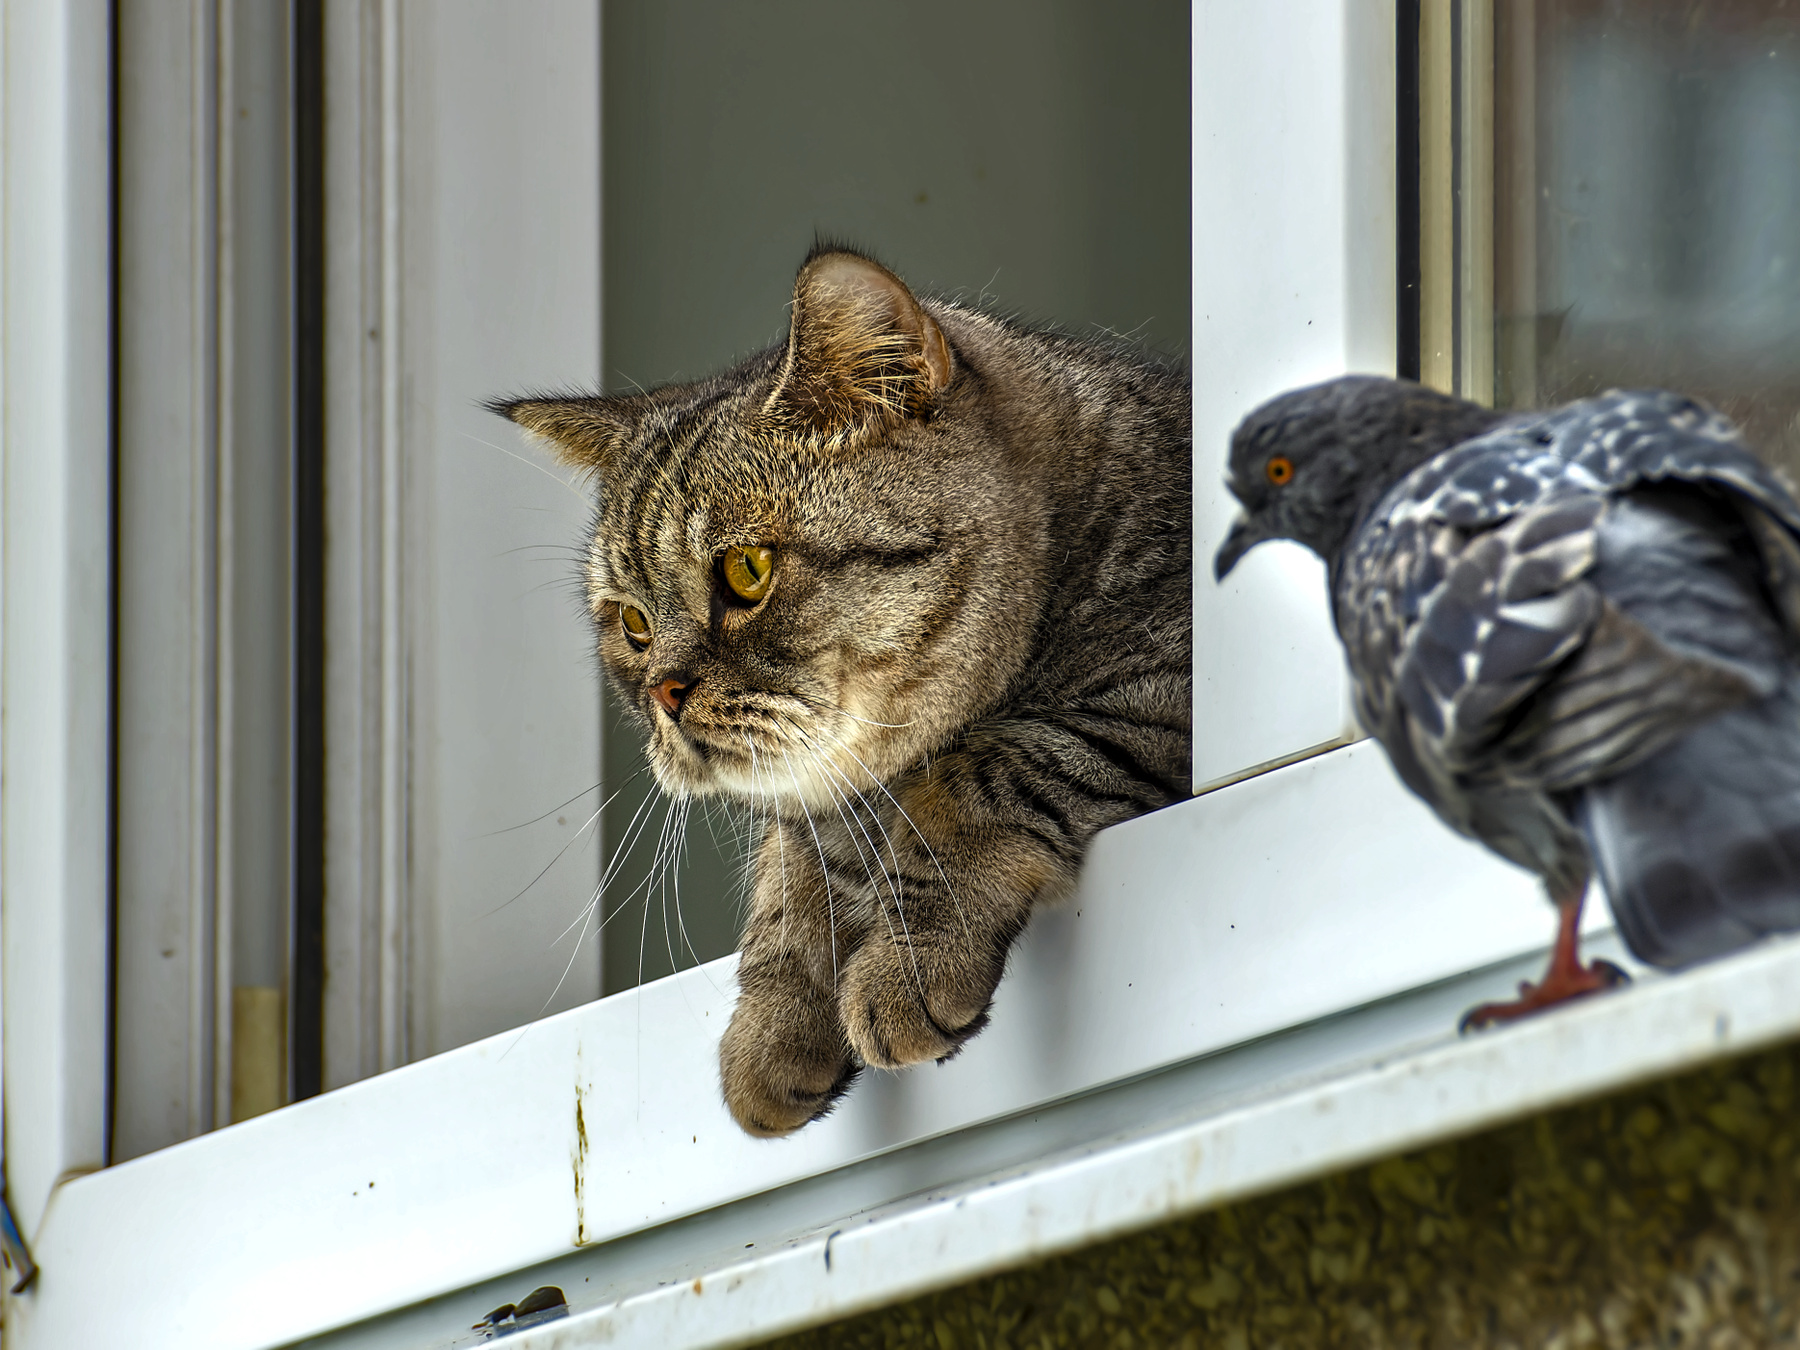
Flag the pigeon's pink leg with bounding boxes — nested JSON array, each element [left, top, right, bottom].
[[1459, 881, 1629, 1032]]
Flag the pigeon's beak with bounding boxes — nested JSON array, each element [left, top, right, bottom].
[[1213, 512, 1263, 580]]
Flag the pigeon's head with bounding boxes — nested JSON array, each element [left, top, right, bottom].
[[1214, 375, 1499, 578]]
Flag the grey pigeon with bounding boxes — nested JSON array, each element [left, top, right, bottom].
[[1214, 376, 1800, 1025]]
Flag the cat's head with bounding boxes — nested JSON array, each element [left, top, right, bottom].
[[492, 248, 1043, 813]]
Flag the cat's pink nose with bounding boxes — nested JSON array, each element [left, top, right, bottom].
[[651, 677, 692, 717]]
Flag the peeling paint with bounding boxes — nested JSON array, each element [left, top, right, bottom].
[[573, 1048, 591, 1247]]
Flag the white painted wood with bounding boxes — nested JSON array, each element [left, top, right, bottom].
[[218, 0, 299, 1094], [13, 744, 1614, 1349], [0, 0, 114, 1235], [324, 0, 409, 1088], [322, 0, 604, 1083], [1191, 0, 1397, 791], [113, 0, 310, 1157], [289, 933, 1630, 1349], [398, 0, 604, 1059], [508, 931, 1800, 1350], [114, 0, 226, 1160]]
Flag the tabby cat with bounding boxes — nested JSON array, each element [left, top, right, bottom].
[[495, 247, 1191, 1136]]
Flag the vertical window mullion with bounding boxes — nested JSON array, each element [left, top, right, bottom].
[[290, 0, 326, 1107]]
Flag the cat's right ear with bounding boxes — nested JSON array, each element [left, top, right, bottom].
[[765, 250, 953, 442], [487, 394, 632, 476]]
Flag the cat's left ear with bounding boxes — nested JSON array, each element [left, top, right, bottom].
[[488, 394, 634, 477], [765, 250, 953, 441]]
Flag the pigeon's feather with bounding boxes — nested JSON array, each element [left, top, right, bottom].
[[1379, 388, 1800, 539], [1582, 681, 1800, 966], [1325, 389, 1800, 956], [1222, 379, 1800, 964]]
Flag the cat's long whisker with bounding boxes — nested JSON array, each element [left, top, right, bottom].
[[478, 773, 622, 838], [606, 788, 680, 991], [557, 802, 678, 947], [781, 728, 904, 920], [780, 746, 839, 992], [662, 800, 693, 974], [477, 794, 608, 920], [585, 792, 689, 945], [670, 797, 726, 987], [654, 796, 692, 980], [813, 731, 961, 921], [595, 773, 672, 900], [782, 712, 971, 943], [550, 894, 600, 947], [806, 749, 922, 978], [805, 750, 895, 930], [457, 429, 595, 512], [787, 689, 915, 729], [537, 892, 601, 1016], [663, 795, 705, 973], [706, 793, 760, 859], [819, 766, 903, 927], [740, 739, 769, 926], [638, 791, 683, 993], [497, 542, 589, 560], [747, 737, 792, 954], [805, 746, 926, 999], [489, 766, 658, 849], [780, 725, 921, 978]]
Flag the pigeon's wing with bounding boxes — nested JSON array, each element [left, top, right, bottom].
[[1343, 493, 1605, 776], [1563, 389, 1800, 533], [1334, 488, 1607, 888], [1505, 488, 1787, 791], [1411, 389, 1800, 631], [1343, 391, 1796, 798]]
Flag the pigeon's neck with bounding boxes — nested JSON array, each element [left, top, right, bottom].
[[1325, 401, 1511, 589], [1323, 483, 1401, 607]]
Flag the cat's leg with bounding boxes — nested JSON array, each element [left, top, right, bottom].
[[835, 801, 1055, 1069], [719, 818, 863, 1136], [837, 713, 1182, 1069]]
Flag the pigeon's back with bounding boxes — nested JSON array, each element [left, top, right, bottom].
[[1340, 390, 1800, 968]]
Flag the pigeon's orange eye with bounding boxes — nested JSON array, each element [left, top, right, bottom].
[[1266, 455, 1295, 486]]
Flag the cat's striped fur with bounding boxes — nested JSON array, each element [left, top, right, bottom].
[[496, 248, 1191, 1135]]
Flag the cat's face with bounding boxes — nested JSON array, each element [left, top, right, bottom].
[[578, 416, 969, 811], [496, 251, 1042, 814]]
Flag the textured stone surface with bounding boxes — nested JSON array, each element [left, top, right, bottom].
[[761, 1040, 1800, 1348]]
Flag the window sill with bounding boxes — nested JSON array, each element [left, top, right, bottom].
[[489, 930, 1800, 1349], [17, 743, 1761, 1349]]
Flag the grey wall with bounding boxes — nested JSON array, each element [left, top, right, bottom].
[[600, 0, 1190, 991]]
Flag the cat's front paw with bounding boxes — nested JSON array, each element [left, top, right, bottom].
[[838, 939, 998, 1069], [719, 987, 858, 1137]]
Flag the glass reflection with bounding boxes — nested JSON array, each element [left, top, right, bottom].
[[1496, 1, 1800, 473]]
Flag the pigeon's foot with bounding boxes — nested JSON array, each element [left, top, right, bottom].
[[1459, 881, 1631, 1033], [1458, 957, 1629, 1031]]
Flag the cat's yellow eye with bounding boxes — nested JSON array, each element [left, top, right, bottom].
[[620, 604, 653, 648], [722, 545, 776, 603], [1265, 454, 1295, 487]]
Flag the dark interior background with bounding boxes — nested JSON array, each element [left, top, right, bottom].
[[598, 0, 1192, 992]]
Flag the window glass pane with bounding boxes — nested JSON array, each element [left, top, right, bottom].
[[1495, 0, 1800, 473]]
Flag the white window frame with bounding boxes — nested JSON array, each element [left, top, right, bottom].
[[1, 0, 113, 1251], [319, 0, 605, 1090], [8, 3, 1800, 1347]]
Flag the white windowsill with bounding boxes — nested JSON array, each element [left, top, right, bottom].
[[492, 932, 1800, 1350], [16, 742, 1715, 1349]]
